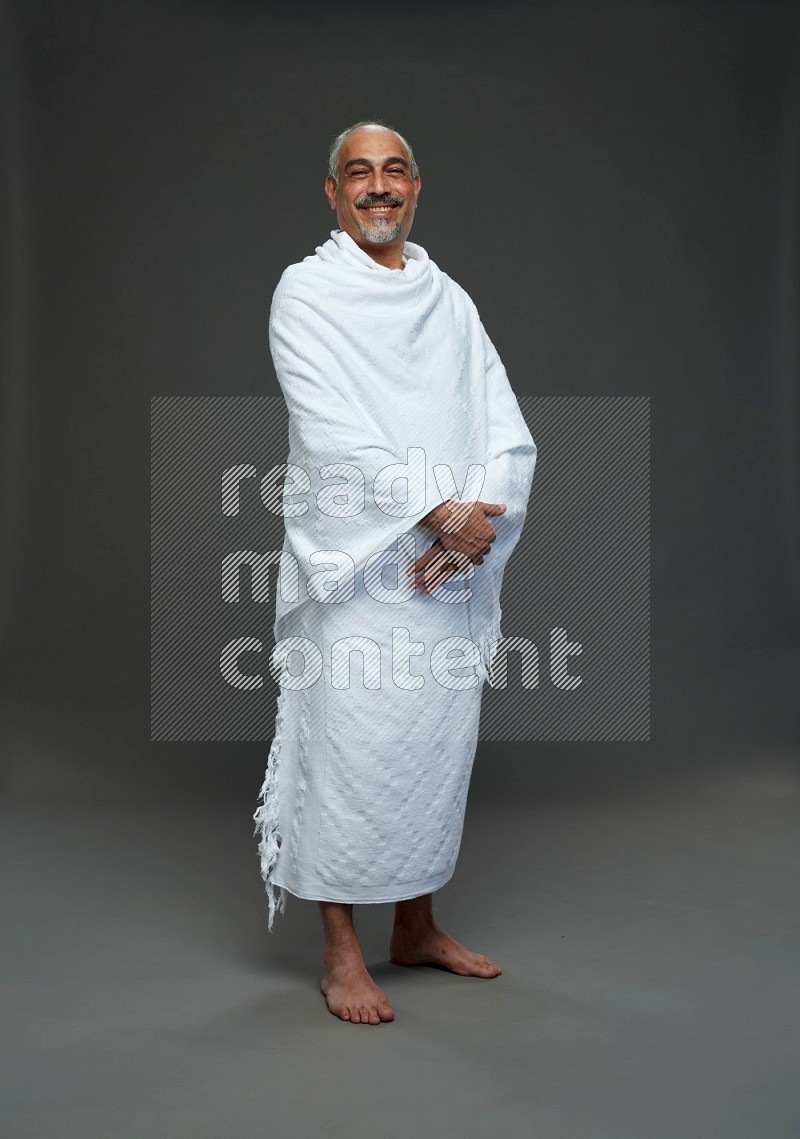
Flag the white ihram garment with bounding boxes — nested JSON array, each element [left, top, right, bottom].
[[254, 228, 536, 929]]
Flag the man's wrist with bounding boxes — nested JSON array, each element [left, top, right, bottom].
[[420, 499, 454, 534]]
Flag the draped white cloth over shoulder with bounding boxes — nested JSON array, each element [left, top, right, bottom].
[[254, 228, 536, 929]]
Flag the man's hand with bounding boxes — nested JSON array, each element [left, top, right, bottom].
[[406, 538, 474, 593], [420, 499, 507, 562]]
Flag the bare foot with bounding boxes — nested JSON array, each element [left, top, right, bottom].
[[320, 962, 395, 1024], [389, 926, 502, 978]]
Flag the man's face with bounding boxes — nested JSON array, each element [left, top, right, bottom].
[[325, 127, 421, 252]]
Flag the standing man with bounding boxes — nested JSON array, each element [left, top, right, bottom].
[[254, 121, 536, 1024]]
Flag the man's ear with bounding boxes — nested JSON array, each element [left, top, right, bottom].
[[324, 175, 338, 210]]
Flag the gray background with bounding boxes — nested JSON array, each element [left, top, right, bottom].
[[2, 2, 799, 1137]]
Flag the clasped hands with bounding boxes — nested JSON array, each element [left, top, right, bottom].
[[405, 499, 507, 594]]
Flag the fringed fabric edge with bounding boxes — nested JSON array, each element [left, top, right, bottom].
[[475, 611, 503, 687], [253, 689, 288, 933]]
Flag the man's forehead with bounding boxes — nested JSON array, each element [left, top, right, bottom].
[[339, 129, 410, 164]]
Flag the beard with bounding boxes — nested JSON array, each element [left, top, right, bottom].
[[356, 214, 404, 244]]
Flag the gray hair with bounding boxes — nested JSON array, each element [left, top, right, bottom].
[[327, 120, 419, 183]]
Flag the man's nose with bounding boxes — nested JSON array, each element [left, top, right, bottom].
[[367, 170, 388, 195]]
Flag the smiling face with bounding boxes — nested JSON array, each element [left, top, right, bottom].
[[325, 126, 421, 268]]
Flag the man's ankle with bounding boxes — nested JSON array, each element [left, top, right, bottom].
[[323, 941, 364, 969], [391, 915, 438, 938]]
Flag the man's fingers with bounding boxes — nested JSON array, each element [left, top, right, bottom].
[[406, 544, 443, 576], [405, 536, 482, 592], [409, 544, 449, 587], [419, 562, 458, 592], [481, 502, 507, 516], [415, 559, 456, 591], [411, 547, 472, 591]]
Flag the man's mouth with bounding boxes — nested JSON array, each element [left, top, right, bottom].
[[358, 202, 402, 214]]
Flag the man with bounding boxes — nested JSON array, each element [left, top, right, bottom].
[[254, 121, 536, 1024]]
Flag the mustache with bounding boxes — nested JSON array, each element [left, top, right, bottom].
[[355, 194, 405, 208]]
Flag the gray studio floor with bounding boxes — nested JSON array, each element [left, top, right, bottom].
[[3, 697, 800, 1139]]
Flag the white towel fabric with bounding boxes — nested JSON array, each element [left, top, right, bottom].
[[254, 228, 536, 929]]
